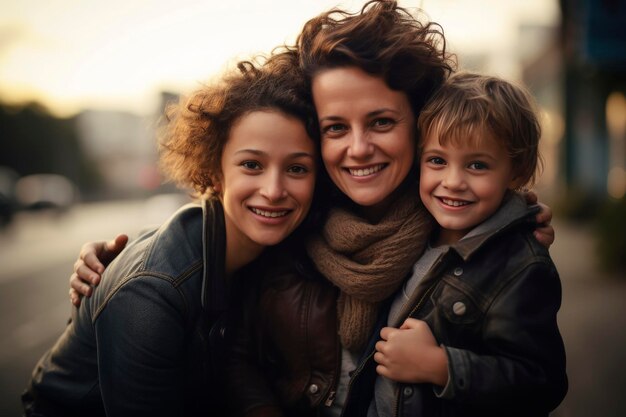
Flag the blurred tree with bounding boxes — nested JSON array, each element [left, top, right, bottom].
[[0, 102, 102, 199]]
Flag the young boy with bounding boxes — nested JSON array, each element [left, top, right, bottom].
[[366, 72, 567, 417]]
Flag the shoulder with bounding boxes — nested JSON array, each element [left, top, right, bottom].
[[91, 204, 205, 305], [483, 227, 561, 296], [143, 203, 204, 273], [459, 226, 559, 294]]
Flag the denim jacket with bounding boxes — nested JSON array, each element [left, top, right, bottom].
[[343, 195, 568, 417], [22, 198, 232, 417]]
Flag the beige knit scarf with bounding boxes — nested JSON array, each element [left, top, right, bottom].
[[306, 188, 433, 352]]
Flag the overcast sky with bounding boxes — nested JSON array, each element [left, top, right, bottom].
[[0, 0, 559, 116]]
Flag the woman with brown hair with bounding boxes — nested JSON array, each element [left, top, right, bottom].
[[22, 51, 320, 417]]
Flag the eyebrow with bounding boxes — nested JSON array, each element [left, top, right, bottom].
[[464, 152, 499, 160], [421, 148, 498, 160], [233, 149, 315, 159], [318, 108, 400, 123]]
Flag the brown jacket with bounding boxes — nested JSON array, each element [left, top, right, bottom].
[[228, 247, 340, 417]]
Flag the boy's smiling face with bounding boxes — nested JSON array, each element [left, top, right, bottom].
[[419, 131, 521, 246]]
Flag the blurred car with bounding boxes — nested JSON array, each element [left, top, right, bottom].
[[14, 174, 79, 211], [0, 166, 19, 226]]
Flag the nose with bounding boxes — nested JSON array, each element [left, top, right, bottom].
[[347, 130, 374, 159], [260, 170, 288, 202], [442, 167, 467, 190]]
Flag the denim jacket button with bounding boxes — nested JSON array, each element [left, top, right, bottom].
[[308, 384, 319, 395], [403, 386, 414, 397], [452, 301, 467, 316], [453, 267, 463, 276]]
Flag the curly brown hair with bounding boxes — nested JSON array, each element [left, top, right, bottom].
[[297, 0, 455, 118], [418, 72, 543, 188], [158, 50, 318, 195]]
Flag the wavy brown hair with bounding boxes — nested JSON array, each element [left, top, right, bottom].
[[158, 50, 318, 196], [418, 72, 543, 188], [297, 0, 455, 118]]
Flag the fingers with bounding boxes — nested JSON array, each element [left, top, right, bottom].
[[534, 227, 555, 248], [374, 350, 386, 365], [69, 288, 82, 307], [106, 234, 129, 255], [535, 202, 553, 226], [81, 252, 105, 276], [399, 318, 421, 330], [74, 258, 101, 285], [375, 364, 391, 378], [522, 190, 538, 205], [70, 272, 93, 297], [379, 326, 394, 341]]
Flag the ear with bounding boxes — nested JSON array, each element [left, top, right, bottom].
[[508, 174, 525, 191], [211, 176, 223, 196]]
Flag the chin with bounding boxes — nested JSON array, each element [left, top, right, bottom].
[[255, 232, 291, 248]]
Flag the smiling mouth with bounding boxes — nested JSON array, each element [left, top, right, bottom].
[[346, 164, 386, 177], [440, 198, 471, 207], [250, 208, 290, 218]]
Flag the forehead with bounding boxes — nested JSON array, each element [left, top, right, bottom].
[[311, 66, 411, 114], [422, 127, 506, 153], [225, 110, 315, 154]]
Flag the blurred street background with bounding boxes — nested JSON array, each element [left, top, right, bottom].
[[1, 0, 625, 416]]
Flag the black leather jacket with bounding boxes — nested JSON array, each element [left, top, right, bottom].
[[344, 196, 568, 417], [22, 198, 232, 417]]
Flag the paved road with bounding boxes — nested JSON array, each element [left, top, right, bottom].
[[0, 196, 188, 416], [550, 220, 626, 417], [0, 201, 624, 416]]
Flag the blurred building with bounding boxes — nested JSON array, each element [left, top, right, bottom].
[[75, 109, 161, 198], [74, 90, 182, 199], [519, 0, 626, 207], [558, 0, 626, 200]]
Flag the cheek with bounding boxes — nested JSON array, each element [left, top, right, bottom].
[[221, 174, 251, 201], [321, 138, 345, 165], [299, 177, 317, 208], [392, 132, 416, 168], [418, 171, 434, 198]]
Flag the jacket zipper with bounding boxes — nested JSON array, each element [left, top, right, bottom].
[[392, 384, 402, 417], [324, 390, 337, 406], [324, 339, 340, 407], [338, 348, 376, 417], [342, 256, 447, 417], [322, 286, 341, 408], [392, 260, 443, 417], [407, 279, 438, 319]]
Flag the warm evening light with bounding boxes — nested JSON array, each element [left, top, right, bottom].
[[0, 0, 559, 116]]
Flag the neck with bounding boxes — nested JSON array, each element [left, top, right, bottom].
[[433, 228, 466, 247], [223, 216, 266, 277], [224, 240, 264, 278]]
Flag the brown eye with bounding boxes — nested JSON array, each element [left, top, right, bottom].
[[372, 117, 396, 130], [241, 161, 261, 170], [322, 123, 347, 137], [468, 162, 488, 170], [288, 165, 309, 174], [428, 157, 446, 165]]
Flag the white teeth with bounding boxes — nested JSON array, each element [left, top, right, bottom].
[[442, 198, 469, 207], [251, 208, 288, 218], [348, 164, 385, 177]]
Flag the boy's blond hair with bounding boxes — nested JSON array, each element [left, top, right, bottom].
[[417, 72, 542, 188]]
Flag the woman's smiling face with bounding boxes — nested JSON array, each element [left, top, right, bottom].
[[312, 66, 416, 216], [218, 110, 317, 257]]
